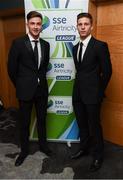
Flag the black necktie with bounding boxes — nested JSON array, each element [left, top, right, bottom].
[[78, 42, 83, 63], [33, 40, 39, 67]]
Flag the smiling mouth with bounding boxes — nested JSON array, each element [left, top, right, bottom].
[[33, 30, 39, 33]]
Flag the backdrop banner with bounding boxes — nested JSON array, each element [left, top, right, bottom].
[[24, 0, 89, 142]]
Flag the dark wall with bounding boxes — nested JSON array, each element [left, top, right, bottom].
[[0, 0, 24, 10]]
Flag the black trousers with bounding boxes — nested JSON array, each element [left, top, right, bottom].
[[73, 100, 104, 160], [18, 85, 48, 154]]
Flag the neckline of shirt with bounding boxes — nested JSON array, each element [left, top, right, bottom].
[[79, 34, 92, 47], [28, 33, 40, 42]]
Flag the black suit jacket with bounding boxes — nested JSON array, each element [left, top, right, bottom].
[[8, 35, 50, 101], [72, 36, 112, 104]]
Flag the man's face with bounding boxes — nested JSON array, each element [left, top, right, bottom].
[[77, 17, 93, 40], [27, 17, 42, 39]]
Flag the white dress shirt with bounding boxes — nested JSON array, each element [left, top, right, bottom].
[[28, 33, 41, 68], [77, 34, 92, 62]]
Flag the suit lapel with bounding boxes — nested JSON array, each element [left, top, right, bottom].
[[24, 35, 39, 69], [39, 38, 45, 67], [24, 35, 34, 57], [82, 37, 95, 63], [74, 43, 79, 63]]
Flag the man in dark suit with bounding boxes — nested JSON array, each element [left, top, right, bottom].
[[8, 11, 52, 166], [71, 13, 112, 172]]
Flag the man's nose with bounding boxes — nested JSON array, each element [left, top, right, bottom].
[[81, 25, 85, 29], [34, 24, 38, 28]]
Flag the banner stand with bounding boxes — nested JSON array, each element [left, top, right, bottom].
[[24, 0, 89, 142]]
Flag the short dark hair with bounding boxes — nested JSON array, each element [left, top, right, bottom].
[[77, 12, 93, 24], [27, 11, 43, 21]]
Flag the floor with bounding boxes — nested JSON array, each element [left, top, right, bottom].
[[0, 107, 123, 179]]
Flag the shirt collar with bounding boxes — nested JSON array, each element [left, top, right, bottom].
[[79, 34, 92, 47], [28, 33, 40, 42]]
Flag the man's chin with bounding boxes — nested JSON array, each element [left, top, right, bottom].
[[32, 33, 40, 39]]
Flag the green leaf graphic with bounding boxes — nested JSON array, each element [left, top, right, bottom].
[[47, 78, 54, 87], [51, 42, 59, 58], [46, 0, 50, 8], [62, 42, 66, 57], [50, 80, 74, 96], [65, 44, 72, 57], [46, 113, 74, 139], [32, 0, 46, 9]]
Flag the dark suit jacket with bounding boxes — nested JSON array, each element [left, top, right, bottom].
[[8, 35, 50, 101], [72, 36, 112, 104]]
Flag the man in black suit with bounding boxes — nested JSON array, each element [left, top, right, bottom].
[[71, 13, 112, 172], [8, 11, 52, 166]]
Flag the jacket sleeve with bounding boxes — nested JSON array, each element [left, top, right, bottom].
[[98, 42, 112, 91], [7, 40, 19, 86], [46, 42, 50, 68]]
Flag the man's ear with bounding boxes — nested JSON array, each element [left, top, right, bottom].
[[91, 26, 93, 31]]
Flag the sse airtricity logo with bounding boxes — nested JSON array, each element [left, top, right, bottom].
[[47, 63, 52, 72], [42, 16, 50, 31], [47, 99, 53, 108]]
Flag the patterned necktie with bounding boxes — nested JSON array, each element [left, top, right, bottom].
[[78, 42, 83, 64], [33, 40, 38, 67]]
